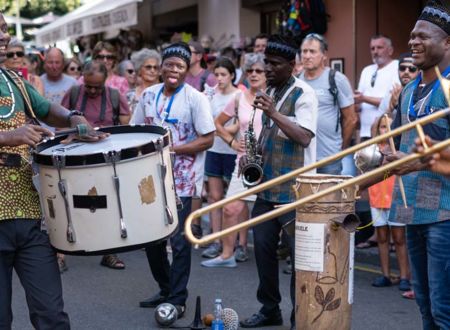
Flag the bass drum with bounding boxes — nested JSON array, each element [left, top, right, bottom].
[[33, 125, 179, 255]]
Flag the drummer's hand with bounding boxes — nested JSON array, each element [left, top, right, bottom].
[[384, 151, 427, 175], [238, 155, 249, 177], [61, 116, 109, 144], [0, 124, 54, 148], [414, 136, 450, 176]]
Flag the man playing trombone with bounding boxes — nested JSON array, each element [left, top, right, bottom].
[[239, 35, 318, 330], [366, 1, 450, 328]]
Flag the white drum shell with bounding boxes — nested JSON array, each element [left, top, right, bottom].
[[37, 138, 178, 254]]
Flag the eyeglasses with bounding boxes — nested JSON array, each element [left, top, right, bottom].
[[126, 69, 135, 74], [370, 70, 378, 87], [6, 51, 24, 59], [69, 66, 81, 72], [95, 54, 115, 61], [143, 65, 159, 71], [305, 33, 328, 51], [399, 65, 418, 73], [246, 68, 265, 74]]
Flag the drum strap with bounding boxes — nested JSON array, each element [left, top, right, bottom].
[[3, 69, 40, 125], [79, 87, 108, 123]]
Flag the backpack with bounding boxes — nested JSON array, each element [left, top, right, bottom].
[[199, 69, 211, 92], [328, 68, 340, 132], [69, 85, 120, 126]]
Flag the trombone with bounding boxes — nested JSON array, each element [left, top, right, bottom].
[[185, 75, 450, 247]]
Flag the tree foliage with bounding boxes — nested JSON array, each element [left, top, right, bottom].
[[1, 0, 81, 19]]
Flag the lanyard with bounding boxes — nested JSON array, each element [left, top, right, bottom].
[[155, 84, 184, 124], [408, 66, 450, 119]]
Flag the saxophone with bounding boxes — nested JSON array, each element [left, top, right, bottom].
[[241, 104, 263, 187]]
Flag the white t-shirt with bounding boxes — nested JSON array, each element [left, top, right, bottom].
[[130, 83, 215, 197], [209, 90, 239, 154], [267, 76, 318, 168], [357, 60, 400, 137]]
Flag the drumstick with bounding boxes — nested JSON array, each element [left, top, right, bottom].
[[383, 114, 408, 208], [42, 125, 98, 142]]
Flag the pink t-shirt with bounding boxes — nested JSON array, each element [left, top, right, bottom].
[[222, 92, 263, 162], [78, 74, 129, 96], [185, 69, 217, 91], [61, 86, 130, 127]]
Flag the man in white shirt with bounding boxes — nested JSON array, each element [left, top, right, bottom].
[[354, 35, 400, 140], [131, 42, 215, 318]]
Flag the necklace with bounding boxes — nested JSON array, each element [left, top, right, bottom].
[[0, 71, 16, 119]]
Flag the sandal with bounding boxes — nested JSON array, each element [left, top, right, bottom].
[[100, 254, 125, 270], [402, 290, 415, 300], [57, 256, 68, 273]]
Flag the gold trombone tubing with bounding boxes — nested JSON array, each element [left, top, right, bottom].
[[185, 107, 450, 246]]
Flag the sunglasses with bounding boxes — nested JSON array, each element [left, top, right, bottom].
[[126, 69, 135, 74], [69, 66, 81, 72], [246, 68, 264, 74], [95, 54, 115, 61], [6, 51, 24, 59], [399, 65, 418, 73], [370, 70, 378, 87], [143, 65, 159, 71]]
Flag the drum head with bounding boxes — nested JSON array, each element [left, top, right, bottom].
[[39, 133, 161, 156], [34, 125, 170, 166]]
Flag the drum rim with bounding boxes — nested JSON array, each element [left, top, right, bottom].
[[33, 125, 170, 167]]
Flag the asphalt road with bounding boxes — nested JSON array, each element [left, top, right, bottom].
[[11, 247, 421, 330]]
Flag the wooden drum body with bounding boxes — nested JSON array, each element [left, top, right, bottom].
[[33, 125, 179, 255], [294, 174, 356, 330]]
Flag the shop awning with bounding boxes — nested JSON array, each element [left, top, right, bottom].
[[35, 0, 142, 45]]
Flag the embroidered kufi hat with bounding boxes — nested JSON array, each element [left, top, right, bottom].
[[162, 42, 192, 67], [418, 0, 450, 35], [265, 34, 298, 61]]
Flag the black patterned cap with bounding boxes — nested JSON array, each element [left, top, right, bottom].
[[265, 34, 298, 61], [418, 0, 450, 35], [162, 42, 192, 67]]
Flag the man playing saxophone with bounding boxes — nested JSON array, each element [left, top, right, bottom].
[[239, 35, 318, 330]]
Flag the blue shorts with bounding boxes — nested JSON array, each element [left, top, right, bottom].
[[204, 151, 237, 181]]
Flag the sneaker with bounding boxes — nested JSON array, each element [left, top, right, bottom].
[[372, 276, 392, 287], [234, 245, 249, 262], [201, 242, 222, 258], [398, 278, 411, 291], [201, 255, 237, 268]]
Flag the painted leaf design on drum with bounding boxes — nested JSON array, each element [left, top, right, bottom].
[[325, 298, 341, 311], [312, 286, 341, 324], [314, 285, 325, 305], [324, 288, 335, 304]]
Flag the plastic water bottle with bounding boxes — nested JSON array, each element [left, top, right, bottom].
[[211, 298, 224, 330]]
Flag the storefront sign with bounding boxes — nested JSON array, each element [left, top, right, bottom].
[[36, 1, 139, 45]]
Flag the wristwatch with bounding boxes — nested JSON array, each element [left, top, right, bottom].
[[67, 110, 84, 125]]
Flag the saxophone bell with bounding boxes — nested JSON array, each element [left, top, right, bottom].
[[242, 159, 263, 187]]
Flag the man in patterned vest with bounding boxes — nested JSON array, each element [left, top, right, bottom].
[[367, 1, 450, 328], [0, 12, 106, 329], [239, 34, 318, 330]]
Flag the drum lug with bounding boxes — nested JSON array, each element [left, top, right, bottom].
[[156, 139, 176, 225], [52, 154, 77, 243], [104, 150, 128, 239]]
